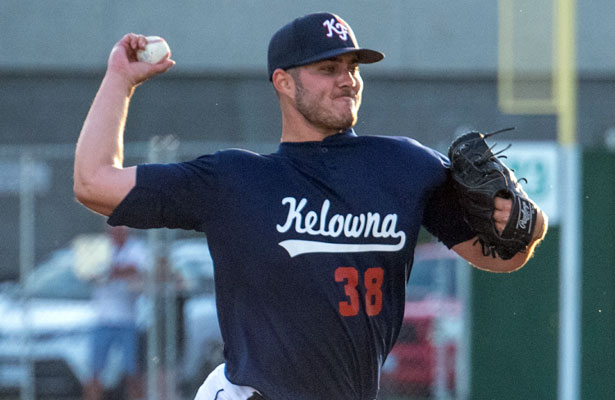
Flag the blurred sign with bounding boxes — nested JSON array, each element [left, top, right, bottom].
[[0, 161, 51, 194], [504, 141, 559, 224], [72, 234, 112, 280]]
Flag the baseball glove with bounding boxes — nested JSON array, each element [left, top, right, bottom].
[[448, 128, 538, 260]]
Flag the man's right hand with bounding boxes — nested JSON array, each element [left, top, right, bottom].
[[106, 33, 175, 89], [75, 33, 175, 216]]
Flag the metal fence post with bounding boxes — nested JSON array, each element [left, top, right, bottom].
[[146, 136, 179, 400], [19, 153, 35, 400]]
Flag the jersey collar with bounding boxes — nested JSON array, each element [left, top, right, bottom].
[[277, 129, 357, 155]]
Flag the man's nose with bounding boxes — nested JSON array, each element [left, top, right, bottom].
[[339, 70, 357, 88]]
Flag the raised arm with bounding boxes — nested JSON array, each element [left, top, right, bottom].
[[74, 34, 174, 216]]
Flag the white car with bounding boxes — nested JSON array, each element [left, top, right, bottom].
[[0, 238, 223, 398]]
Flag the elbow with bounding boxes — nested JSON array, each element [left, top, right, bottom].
[[72, 165, 134, 216], [73, 173, 86, 203], [74, 181, 91, 208], [73, 174, 112, 216], [74, 157, 92, 205], [73, 166, 96, 205], [73, 173, 88, 205], [73, 176, 97, 210]]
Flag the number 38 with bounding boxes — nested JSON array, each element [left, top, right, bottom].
[[335, 267, 384, 317]]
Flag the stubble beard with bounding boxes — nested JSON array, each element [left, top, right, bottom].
[[294, 78, 359, 133]]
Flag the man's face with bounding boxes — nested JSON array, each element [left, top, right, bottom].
[[291, 53, 363, 133]]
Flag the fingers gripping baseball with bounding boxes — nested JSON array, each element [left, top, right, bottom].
[[493, 196, 512, 235], [107, 33, 175, 87]]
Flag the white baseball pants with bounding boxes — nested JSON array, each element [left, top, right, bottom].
[[194, 363, 263, 400]]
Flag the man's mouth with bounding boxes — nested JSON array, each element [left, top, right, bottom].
[[336, 95, 356, 103]]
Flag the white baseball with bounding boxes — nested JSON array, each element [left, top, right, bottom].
[[137, 36, 170, 64]]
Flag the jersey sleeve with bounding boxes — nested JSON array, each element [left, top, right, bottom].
[[107, 155, 222, 231], [421, 157, 476, 248]]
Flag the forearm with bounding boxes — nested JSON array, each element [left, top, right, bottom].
[[454, 209, 549, 273], [76, 73, 132, 174], [73, 73, 136, 214]]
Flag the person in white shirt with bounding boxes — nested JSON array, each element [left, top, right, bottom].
[[83, 225, 147, 400]]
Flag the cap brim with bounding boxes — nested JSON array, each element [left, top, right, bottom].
[[291, 47, 385, 70]]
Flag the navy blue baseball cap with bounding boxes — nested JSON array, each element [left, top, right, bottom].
[[267, 12, 385, 80]]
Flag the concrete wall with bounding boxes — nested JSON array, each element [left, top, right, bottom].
[[2, 0, 615, 75]]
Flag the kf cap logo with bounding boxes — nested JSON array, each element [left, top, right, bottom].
[[323, 18, 349, 41]]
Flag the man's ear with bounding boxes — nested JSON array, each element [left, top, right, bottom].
[[272, 68, 295, 98]]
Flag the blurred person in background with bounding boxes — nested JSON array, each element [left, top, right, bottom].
[[83, 225, 147, 400]]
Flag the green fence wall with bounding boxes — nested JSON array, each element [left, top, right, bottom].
[[471, 228, 560, 399], [470, 149, 615, 400], [580, 150, 615, 399]]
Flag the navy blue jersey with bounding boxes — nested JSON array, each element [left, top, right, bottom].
[[108, 129, 474, 400]]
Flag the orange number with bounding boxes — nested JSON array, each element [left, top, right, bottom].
[[335, 267, 384, 317], [364, 267, 384, 316], [335, 267, 360, 316]]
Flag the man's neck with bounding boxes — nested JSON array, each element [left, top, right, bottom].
[[280, 114, 343, 143]]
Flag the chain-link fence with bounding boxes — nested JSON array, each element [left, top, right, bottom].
[[0, 138, 472, 400], [0, 137, 233, 400]]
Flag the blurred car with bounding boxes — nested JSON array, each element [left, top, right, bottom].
[[380, 242, 468, 398], [0, 237, 223, 399]]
